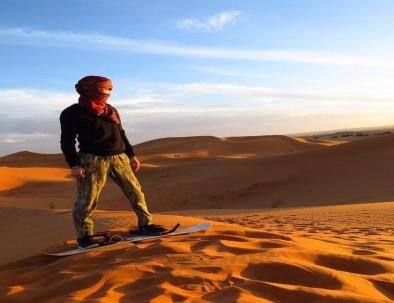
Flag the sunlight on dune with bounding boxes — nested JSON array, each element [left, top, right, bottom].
[[0, 167, 72, 191]]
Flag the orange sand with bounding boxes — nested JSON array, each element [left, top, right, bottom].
[[0, 167, 72, 191], [0, 207, 393, 302], [2, 135, 394, 211], [0, 134, 393, 302]]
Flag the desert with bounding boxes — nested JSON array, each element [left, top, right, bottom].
[[2, 2, 394, 302], [0, 133, 393, 302]]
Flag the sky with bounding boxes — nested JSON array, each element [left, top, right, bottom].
[[1, 0, 394, 155]]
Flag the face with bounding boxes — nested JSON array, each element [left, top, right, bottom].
[[97, 87, 112, 95]]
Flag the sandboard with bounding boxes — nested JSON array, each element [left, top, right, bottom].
[[41, 222, 212, 257]]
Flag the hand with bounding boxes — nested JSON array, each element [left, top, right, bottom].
[[130, 156, 141, 172], [71, 166, 86, 178]]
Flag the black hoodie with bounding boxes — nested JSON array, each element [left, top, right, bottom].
[[60, 104, 135, 167]]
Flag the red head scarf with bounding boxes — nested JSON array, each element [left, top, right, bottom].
[[75, 76, 120, 124]]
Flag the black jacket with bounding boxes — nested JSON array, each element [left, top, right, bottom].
[[60, 104, 135, 167]]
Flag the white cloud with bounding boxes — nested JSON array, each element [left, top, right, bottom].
[[2, 27, 394, 68], [1, 82, 391, 118], [176, 10, 242, 31], [0, 132, 53, 144], [0, 89, 75, 116], [1, 83, 393, 156], [165, 82, 393, 104], [194, 66, 273, 79]]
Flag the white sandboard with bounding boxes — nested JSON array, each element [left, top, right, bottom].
[[41, 222, 212, 257]]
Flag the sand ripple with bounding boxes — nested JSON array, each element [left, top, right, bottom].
[[0, 217, 393, 303]]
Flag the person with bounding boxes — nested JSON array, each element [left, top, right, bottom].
[[60, 75, 166, 248]]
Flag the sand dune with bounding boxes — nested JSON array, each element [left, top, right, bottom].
[[134, 134, 394, 211], [1, 134, 393, 302], [0, 134, 393, 211], [0, 135, 327, 167], [0, 204, 393, 302], [0, 151, 66, 168], [135, 135, 329, 159], [294, 137, 344, 146], [0, 167, 71, 191]]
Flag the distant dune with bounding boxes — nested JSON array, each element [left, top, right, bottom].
[[0, 135, 326, 166], [0, 134, 393, 210], [0, 151, 66, 168], [135, 135, 328, 158]]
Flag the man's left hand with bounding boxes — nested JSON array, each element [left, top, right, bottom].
[[130, 156, 141, 172]]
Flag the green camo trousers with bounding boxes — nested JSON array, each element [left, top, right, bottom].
[[73, 152, 153, 238]]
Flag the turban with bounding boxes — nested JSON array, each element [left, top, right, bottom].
[[75, 76, 120, 124]]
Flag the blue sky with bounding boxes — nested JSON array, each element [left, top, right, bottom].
[[1, 0, 394, 155]]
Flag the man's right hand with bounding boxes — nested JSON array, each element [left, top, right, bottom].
[[71, 166, 86, 178]]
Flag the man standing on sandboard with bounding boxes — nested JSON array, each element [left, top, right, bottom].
[[60, 76, 166, 249]]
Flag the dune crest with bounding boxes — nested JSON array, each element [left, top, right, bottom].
[[135, 135, 330, 159], [0, 151, 65, 168]]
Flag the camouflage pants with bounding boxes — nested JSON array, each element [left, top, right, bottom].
[[73, 152, 152, 238]]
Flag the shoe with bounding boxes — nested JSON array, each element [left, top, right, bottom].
[[138, 224, 167, 234], [77, 235, 100, 249]]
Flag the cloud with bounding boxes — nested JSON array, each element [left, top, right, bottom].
[[0, 89, 75, 117], [1, 27, 394, 68], [194, 66, 271, 79], [1, 83, 393, 156], [1, 82, 391, 118], [0, 132, 53, 144], [176, 10, 242, 31], [157, 82, 393, 104]]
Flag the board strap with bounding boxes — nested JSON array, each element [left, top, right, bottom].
[[128, 223, 180, 236]]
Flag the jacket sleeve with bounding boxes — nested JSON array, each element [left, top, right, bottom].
[[60, 108, 81, 167]]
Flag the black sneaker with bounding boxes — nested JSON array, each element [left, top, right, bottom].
[[77, 235, 100, 249], [138, 224, 167, 234]]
